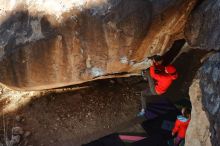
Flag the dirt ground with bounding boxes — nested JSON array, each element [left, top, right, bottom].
[[0, 48, 209, 146], [0, 77, 148, 146]]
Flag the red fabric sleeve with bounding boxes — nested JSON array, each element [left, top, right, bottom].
[[172, 120, 180, 134], [149, 66, 163, 80]]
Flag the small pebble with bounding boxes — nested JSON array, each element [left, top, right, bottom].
[[12, 127, 24, 135], [24, 131, 31, 137], [15, 115, 22, 122], [10, 135, 21, 145]]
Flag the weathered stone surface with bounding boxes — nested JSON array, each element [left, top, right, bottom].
[[186, 80, 212, 146], [0, 0, 196, 90], [12, 126, 24, 135], [185, 0, 220, 50], [186, 52, 220, 146]]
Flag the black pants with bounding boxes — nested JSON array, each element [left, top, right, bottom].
[[141, 69, 158, 109]]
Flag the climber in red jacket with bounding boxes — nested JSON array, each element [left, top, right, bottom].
[[149, 64, 178, 94], [138, 55, 178, 116], [172, 107, 191, 146]]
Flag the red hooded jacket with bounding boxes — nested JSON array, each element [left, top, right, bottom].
[[150, 65, 178, 94], [172, 115, 190, 138]]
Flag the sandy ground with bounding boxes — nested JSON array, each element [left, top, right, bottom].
[[0, 77, 147, 146]]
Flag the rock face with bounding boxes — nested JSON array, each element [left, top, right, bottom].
[[0, 0, 196, 90], [185, 0, 220, 51], [186, 80, 212, 146], [186, 52, 220, 146], [185, 1, 220, 145]]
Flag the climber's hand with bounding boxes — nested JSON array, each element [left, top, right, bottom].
[[148, 55, 162, 65], [141, 70, 147, 80]]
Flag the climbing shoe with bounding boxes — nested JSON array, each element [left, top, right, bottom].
[[141, 70, 147, 80], [137, 109, 145, 117]]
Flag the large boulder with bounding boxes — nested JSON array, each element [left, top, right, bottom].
[[185, 1, 220, 145], [185, 0, 220, 50], [0, 0, 196, 90], [186, 52, 220, 146]]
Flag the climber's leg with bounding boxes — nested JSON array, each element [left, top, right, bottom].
[[145, 69, 157, 95]]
